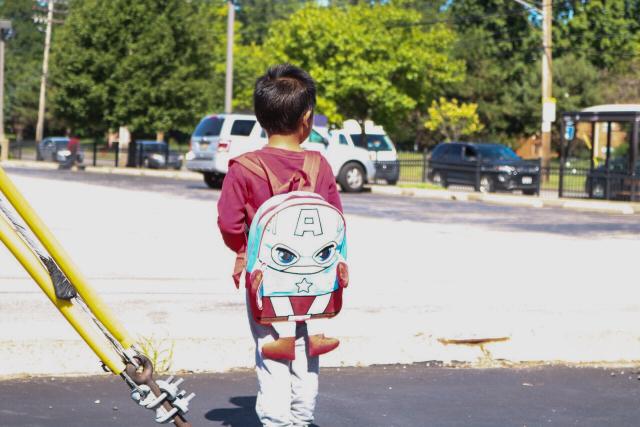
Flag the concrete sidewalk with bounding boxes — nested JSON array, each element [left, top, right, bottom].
[[1, 167, 640, 377], [5, 159, 640, 215]]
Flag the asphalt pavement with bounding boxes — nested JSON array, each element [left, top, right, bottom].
[[1, 365, 639, 427], [4, 166, 640, 238]]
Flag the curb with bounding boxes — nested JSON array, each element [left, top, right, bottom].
[[370, 185, 640, 215], [2, 160, 203, 181], [5, 160, 639, 215]]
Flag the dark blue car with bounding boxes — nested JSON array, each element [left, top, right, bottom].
[[427, 142, 541, 195]]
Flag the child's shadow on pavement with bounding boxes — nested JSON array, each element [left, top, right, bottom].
[[205, 396, 319, 427], [205, 396, 260, 426]]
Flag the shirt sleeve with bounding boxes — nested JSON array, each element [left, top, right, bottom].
[[217, 163, 248, 253], [318, 157, 343, 212]]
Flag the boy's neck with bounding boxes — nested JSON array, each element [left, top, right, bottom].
[[266, 134, 304, 152]]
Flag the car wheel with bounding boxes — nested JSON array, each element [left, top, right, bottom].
[[36, 150, 43, 161], [204, 172, 224, 189], [478, 175, 494, 193], [386, 179, 398, 186], [338, 162, 365, 193], [432, 171, 447, 188], [522, 189, 537, 196], [592, 181, 605, 199]]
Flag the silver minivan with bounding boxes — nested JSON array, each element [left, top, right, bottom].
[[186, 113, 375, 191], [186, 114, 264, 188]]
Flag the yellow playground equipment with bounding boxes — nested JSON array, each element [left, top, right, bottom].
[[0, 166, 194, 427]]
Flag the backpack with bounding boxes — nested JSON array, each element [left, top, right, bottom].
[[234, 151, 347, 324]]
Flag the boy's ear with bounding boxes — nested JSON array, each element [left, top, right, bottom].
[[302, 109, 313, 125]]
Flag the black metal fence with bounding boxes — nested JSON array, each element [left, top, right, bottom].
[[5, 139, 171, 168], [391, 152, 640, 201]]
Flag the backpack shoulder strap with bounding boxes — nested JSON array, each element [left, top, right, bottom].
[[300, 151, 322, 192], [233, 152, 283, 194]]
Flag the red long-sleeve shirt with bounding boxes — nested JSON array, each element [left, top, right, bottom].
[[217, 146, 343, 256]]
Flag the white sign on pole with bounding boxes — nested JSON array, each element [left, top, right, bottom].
[[543, 98, 556, 123], [541, 121, 552, 133]]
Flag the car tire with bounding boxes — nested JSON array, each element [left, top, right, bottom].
[[522, 189, 537, 196], [592, 181, 606, 199], [36, 150, 43, 161], [338, 162, 365, 193], [432, 171, 447, 188], [204, 172, 224, 189], [386, 179, 398, 186], [478, 175, 494, 193]]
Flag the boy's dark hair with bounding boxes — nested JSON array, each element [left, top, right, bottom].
[[254, 64, 316, 135]]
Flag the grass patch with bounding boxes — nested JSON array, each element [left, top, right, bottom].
[[397, 182, 444, 190]]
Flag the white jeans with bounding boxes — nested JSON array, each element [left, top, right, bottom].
[[246, 296, 320, 427]]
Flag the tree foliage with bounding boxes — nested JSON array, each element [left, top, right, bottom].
[[51, 0, 215, 136], [1, 0, 43, 136], [425, 97, 484, 142], [264, 3, 464, 136]]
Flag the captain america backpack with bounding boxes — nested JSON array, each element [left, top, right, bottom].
[[233, 151, 348, 325]]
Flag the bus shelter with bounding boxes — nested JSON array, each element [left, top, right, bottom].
[[560, 105, 640, 201]]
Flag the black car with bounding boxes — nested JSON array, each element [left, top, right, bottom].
[[128, 140, 183, 170], [427, 142, 540, 195], [585, 157, 640, 200]]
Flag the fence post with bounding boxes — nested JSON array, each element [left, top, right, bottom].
[[92, 140, 97, 167], [558, 157, 564, 198], [422, 148, 428, 183], [536, 158, 542, 196], [475, 154, 482, 191], [165, 143, 169, 169], [114, 142, 119, 168]]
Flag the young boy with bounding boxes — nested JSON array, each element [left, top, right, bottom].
[[217, 64, 344, 427]]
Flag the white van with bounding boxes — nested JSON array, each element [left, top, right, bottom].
[[334, 120, 400, 185], [186, 113, 375, 192]]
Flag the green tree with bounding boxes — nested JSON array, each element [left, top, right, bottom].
[[448, 0, 541, 142], [264, 3, 463, 142], [425, 97, 484, 142], [51, 0, 215, 136], [1, 0, 43, 139], [235, 0, 308, 45], [555, 0, 640, 71]]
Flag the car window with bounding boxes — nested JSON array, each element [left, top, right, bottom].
[[142, 142, 165, 153], [260, 129, 267, 138], [230, 119, 256, 136], [350, 134, 393, 151], [445, 144, 461, 160], [308, 130, 326, 143], [339, 135, 349, 145], [476, 145, 520, 161], [463, 146, 478, 160], [55, 140, 69, 149], [194, 117, 224, 137]]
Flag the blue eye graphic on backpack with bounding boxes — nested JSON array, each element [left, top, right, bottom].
[[272, 245, 300, 266], [313, 243, 336, 265]]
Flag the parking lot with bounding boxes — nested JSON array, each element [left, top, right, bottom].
[[1, 166, 640, 376]]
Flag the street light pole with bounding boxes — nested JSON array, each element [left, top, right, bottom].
[[35, 0, 55, 145], [511, 0, 553, 175], [224, 0, 235, 114], [541, 0, 553, 175], [0, 19, 12, 163]]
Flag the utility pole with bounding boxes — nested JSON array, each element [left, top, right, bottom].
[[0, 20, 12, 162], [224, 0, 235, 114], [35, 0, 55, 145], [540, 0, 554, 175]]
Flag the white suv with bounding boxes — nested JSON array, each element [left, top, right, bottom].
[[334, 120, 400, 185], [186, 113, 375, 192]]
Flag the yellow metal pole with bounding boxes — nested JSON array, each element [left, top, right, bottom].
[[0, 167, 135, 348], [0, 212, 126, 374]]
